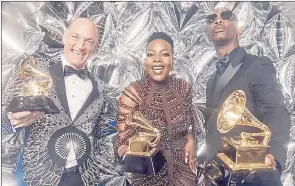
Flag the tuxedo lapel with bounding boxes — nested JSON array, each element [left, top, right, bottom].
[[211, 63, 242, 107], [210, 48, 246, 108], [73, 72, 99, 122], [206, 71, 217, 108], [49, 61, 71, 117]]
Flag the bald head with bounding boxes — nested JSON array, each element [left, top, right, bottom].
[[68, 18, 98, 32], [67, 18, 99, 43], [62, 18, 100, 69]]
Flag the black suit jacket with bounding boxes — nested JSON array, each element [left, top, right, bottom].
[[204, 47, 291, 168]]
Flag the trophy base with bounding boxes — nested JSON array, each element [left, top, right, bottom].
[[205, 155, 280, 186], [222, 137, 269, 165], [217, 153, 271, 172], [6, 96, 60, 114], [122, 148, 166, 175]]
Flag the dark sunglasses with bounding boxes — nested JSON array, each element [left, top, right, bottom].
[[206, 10, 233, 24]]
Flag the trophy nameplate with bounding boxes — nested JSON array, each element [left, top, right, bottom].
[[6, 56, 59, 114], [121, 111, 166, 175]]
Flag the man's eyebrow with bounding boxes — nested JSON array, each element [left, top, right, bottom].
[[85, 38, 94, 41], [69, 32, 79, 36]]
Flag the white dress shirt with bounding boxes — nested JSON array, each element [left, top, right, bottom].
[[61, 55, 93, 168]]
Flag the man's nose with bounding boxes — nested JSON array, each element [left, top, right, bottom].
[[76, 39, 85, 49], [214, 17, 224, 25]]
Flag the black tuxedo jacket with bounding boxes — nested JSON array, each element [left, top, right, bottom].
[[204, 47, 291, 168]]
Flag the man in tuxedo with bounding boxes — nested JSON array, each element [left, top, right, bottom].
[[2, 18, 110, 186], [204, 7, 291, 184]]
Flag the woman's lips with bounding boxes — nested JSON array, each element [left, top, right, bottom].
[[152, 66, 164, 74]]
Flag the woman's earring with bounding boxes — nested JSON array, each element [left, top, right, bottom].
[[169, 60, 174, 74]]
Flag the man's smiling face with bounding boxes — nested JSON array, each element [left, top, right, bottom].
[[62, 18, 99, 69]]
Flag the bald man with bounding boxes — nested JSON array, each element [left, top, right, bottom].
[[2, 18, 109, 186], [203, 7, 290, 185]]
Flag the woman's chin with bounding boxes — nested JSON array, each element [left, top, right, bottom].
[[149, 75, 168, 83]]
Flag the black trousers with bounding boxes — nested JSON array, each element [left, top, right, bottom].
[[57, 172, 84, 186]]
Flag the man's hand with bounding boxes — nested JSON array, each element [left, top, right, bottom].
[[265, 154, 277, 170], [118, 145, 129, 157], [8, 111, 45, 128], [184, 139, 197, 174]]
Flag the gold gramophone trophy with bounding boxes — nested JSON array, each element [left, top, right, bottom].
[[216, 90, 271, 171], [121, 110, 166, 175], [6, 56, 59, 114], [205, 90, 273, 185]]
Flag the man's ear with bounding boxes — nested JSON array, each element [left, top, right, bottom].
[[94, 40, 100, 51], [205, 28, 211, 42], [237, 26, 243, 36], [62, 31, 67, 44]]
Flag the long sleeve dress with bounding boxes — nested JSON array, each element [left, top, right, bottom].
[[116, 75, 198, 186]]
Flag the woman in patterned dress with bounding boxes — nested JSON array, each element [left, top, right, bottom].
[[116, 32, 199, 186]]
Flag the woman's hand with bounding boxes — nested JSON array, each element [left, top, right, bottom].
[[118, 145, 129, 157], [184, 139, 197, 174]]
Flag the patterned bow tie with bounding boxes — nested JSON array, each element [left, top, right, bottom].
[[64, 65, 87, 80], [215, 54, 230, 75]]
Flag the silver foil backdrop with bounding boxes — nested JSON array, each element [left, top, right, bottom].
[[1, 2, 295, 186]]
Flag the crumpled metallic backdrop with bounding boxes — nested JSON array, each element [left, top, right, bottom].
[[2, 2, 295, 186]]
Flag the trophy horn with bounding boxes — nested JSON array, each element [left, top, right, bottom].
[[18, 56, 53, 96], [217, 90, 271, 146], [126, 111, 159, 134], [19, 56, 51, 80]]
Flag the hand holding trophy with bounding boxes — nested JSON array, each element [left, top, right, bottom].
[[6, 56, 59, 115], [121, 110, 166, 175], [204, 90, 278, 186]]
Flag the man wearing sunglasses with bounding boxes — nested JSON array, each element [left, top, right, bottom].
[[204, 7, 290, 185]]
